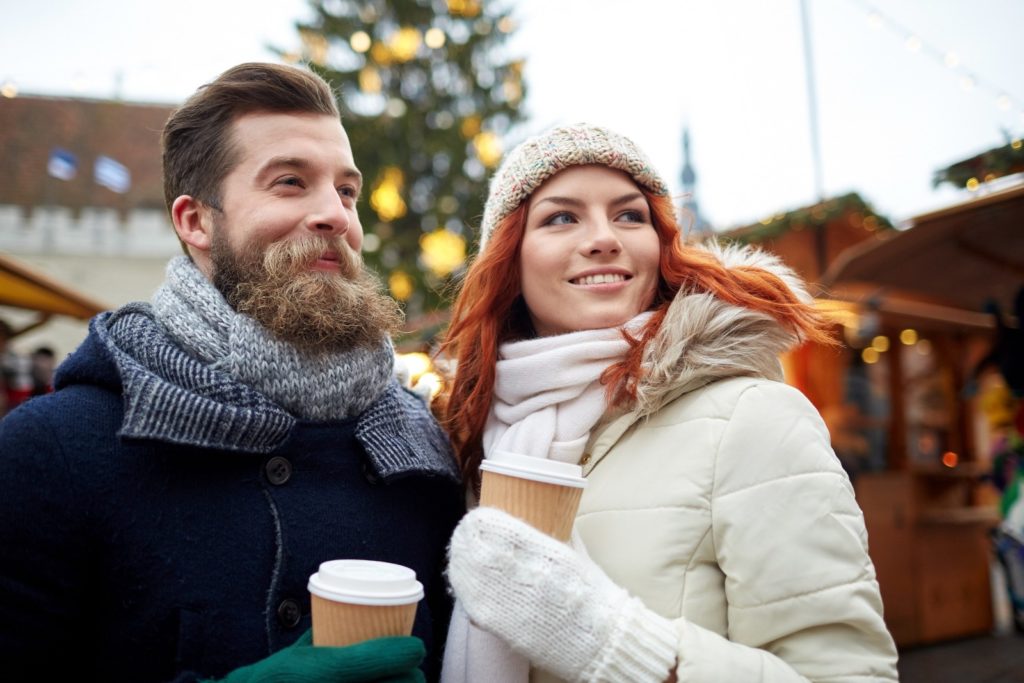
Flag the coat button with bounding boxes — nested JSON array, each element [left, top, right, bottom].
[[276, 599, 301, 628], [580, 452, 591, 465], [265, 456, 292, 485]]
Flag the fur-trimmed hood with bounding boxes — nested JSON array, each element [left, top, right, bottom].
[[634, 242, 811, 418]]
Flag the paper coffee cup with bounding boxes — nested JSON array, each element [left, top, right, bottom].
[[308, 559, 424, 647], [478, 451, 587, 542]]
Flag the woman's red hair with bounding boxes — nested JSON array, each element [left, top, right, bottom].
[[438, 189, 835, 485]]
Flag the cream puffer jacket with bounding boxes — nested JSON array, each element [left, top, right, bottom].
[[534, 245, 899, 682]]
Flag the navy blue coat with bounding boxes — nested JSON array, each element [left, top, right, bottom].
[[0, 327, 464, 681]]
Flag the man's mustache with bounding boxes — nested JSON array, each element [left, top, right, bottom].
[[263, 235, 361, 278]]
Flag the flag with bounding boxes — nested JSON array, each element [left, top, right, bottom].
[[47, 148, 78, 181], [94, 155, 131, 193]]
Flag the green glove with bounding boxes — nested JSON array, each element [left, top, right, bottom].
[[208, 629, 426, 683]]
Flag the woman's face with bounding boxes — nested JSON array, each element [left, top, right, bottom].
[[519, 165, 661, 336]]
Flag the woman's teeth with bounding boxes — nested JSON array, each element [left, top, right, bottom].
[[574, 273, 626, 285]]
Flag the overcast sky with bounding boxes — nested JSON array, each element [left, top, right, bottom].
[[3, 0, 1022, 230]]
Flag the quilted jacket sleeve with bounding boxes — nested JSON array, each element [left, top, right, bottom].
[[673, 381, 898, 682]]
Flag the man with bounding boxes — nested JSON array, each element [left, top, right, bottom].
[[29, 345, 56, 396], [0, 63, 463, 682]]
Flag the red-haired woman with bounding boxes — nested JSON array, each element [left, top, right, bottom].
[[439, 124, 898, 683]]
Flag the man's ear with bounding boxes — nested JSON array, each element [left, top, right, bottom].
[[171, 196, 217, 278], [171, 195, 214, 254]]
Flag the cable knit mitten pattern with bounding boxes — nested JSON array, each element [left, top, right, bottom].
[[447, 508, 678, 682]]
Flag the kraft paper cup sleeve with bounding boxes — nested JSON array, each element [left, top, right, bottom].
[[308, 559, 424, 646], [479, 452, 586, 541]]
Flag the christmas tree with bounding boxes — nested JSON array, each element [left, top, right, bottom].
[[288, 0, 526, 329]]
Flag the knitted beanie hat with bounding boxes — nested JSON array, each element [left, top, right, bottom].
[[477, 123, 670, 251]]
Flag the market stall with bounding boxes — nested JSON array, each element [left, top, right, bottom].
[[822, 182, 1024, 645]]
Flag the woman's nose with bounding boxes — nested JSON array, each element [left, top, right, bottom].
[[581, 220, 622, 255]]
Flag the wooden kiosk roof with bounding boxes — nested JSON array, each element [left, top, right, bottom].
[[822, 183, 1024, 315], [0, 252, 107, 323]]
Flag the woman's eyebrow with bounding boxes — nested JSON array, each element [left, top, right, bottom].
[[533, 191, 644, 209]]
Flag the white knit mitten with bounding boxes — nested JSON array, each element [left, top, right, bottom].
[[447, 508, 678, 683]]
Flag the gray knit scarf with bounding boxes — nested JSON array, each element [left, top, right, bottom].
[[92, 257, 458, 482], [152, 256, 393, 422]]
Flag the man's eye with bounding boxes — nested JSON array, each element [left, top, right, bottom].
[[339, 186, 359, 199], [277, 176, 303, 187]]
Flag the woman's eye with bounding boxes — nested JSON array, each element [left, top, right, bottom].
[[544, 212, 576, 226], [618, 209, 645, 223]]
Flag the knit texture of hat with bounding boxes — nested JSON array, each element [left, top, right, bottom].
[[478, 123, 670, 252]]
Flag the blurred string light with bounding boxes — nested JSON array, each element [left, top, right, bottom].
[[424, 27, 446, 49], [447, 0, 482, 18], [472, 131, 502, 167], [860, 329, 932, 364], [348, 25, 425, 66], [350, 31, 371, 53], [299, 29, 329, 66], [396, 352, 443, 399], [388, 27, 422, 62], [419, 228, 467, 277], [359, 66, 382, 93], [1, 80, 17, 98], [849, 0, 1024, 127], [371, 167, 407, 222], [389, 270, 414, 301]]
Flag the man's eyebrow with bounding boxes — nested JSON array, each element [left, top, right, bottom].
[[255, 156, 310, 178], [341, 168, 363, 188], [255, 157, 363, 187]]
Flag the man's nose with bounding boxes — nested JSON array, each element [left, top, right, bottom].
[[307, 185, 350, 235]]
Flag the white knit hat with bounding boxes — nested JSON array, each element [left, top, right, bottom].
[[477, 123, 670, 251]]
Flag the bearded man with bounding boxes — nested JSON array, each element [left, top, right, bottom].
[[0, 63, 463, 683]]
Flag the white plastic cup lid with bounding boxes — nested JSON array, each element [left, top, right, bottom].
[[308, 559, 424, 606], [480, 451, 586, 488]]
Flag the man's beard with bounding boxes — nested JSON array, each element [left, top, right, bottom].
[[211, 230, 403, 353]]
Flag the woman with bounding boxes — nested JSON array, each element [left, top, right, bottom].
[[439, 124, 898, 682]]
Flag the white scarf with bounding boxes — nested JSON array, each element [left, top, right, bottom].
[[483, 319, 647, 464], [443, 315, 649, 683]]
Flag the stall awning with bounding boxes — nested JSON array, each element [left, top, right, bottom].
[[822, 183, 1024, 315], [0, 252, 107, 322]]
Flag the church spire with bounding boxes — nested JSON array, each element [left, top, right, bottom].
[[680, 125, 712, 237]]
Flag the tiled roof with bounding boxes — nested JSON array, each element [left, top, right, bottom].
[[0, 94, 176, 213]]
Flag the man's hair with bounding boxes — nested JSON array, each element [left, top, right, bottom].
[[161, 62, 340, 218]]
